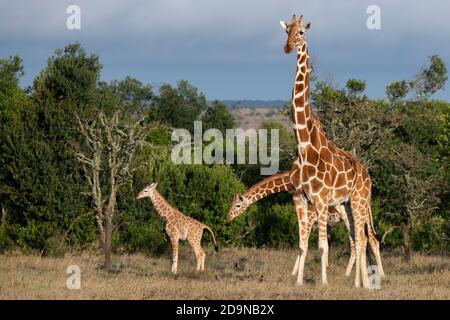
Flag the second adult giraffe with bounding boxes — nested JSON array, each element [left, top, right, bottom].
[[280, 14, 384, 288], [226, 170, 383, 278]]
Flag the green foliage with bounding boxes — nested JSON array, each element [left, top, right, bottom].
[[0, 225, 12, 253], [33, 43, 101, 104], [0, 55, 28, 137], [412, 55, 448, 99], [251, 203, 297, 248], [202, 100, 235, 134], [153, 80, 207, 132], [386, 80, 409, 103], [345, 78, 366, 96]]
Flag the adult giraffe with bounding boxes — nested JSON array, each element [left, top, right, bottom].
[[280, 14, 383, 288]]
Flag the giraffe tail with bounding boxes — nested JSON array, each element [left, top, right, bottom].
[[204, 225, 219, 252], [367, 205, 377, 236]]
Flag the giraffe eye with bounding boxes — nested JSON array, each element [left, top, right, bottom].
[[236, 204, 241, 208], [299, 31, 304, 35]]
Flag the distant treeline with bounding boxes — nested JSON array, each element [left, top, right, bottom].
[[212, 99, 286, 108]]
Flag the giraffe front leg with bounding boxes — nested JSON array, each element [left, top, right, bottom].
[[170, 237, 179, 274], [292, 194, 310, 285], [352, 218, 365, 288], [316, 202, 329, 285], [346, 237, 356, 277], [291, 194, 301, 276]]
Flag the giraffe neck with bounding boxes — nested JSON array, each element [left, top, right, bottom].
[[291, 42, 316, 155], [244, 173, 293, 204], [148, 190, 174, 221]]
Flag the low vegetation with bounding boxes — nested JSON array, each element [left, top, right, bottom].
[[0, 248, 449, 299]]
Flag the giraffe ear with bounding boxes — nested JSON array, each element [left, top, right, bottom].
[[305, 22, 311, 30], [153, 183, 158, 189], [280, 20, 288, 31], [239, 195, 245, 202]]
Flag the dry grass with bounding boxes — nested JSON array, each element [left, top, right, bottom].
[[0, 247, 449, 300], [231, 107, 291, 130]]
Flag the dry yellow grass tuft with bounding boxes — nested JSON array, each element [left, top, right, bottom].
[[0, 247, 449, 299]]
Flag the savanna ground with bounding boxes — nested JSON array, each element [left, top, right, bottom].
[[0, 247, 449, 300]]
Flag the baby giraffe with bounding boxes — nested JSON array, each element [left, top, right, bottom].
[[136, 183, 218, 274]]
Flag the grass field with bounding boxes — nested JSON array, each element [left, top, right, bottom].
[[0, 247, 449, 299]]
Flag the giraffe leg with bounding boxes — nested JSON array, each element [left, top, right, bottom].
[[360, 230, 369, 288], [368, 224, 385, 277], [345, 202, 364, 288], [170, 236, 179, 274], [292, 194, 310, 285], [291, 195, 301, 276], [292, 256, 300, 276], [188, 232, 205, 272], [200, 249, 206, 271], [335, 205, 356, 276], [346, 237, 356, 277], [314, 202, 329, 286]]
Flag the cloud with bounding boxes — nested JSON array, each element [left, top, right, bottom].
[[0, 0, 449, 99]]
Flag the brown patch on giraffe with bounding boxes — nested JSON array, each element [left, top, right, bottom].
[[306, 147, 319, 166], [317, 171, 325, 180], [320, 147, 333, 163], [300, 54, 306, 64], [334, 173, 347, 188], [310, 127, 320, 149], [346, 171, 354, 182], [296, 83, 305, 92], [298, 128, 309, 141], [330, 166, 338, 180], [310, 178, 322, 193], [324, 172, 332, 186], [335, 159, 344, 172], [317, 159, 326, 172], [304, 104, 311, 118], [300, 65, 306, 74], [302, 165, 316, 182], [344, 160, 352, 171], [290, 171, 301, 187], [294, 96, 305, 107], [319, 132, 327, 146], [334, 187, 347, 199]]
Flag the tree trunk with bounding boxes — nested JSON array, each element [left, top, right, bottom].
[[401, 222, 411, 261], [103, 209, 112, 272]]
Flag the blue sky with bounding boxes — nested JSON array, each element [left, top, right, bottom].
[[1, 0, 449, 100]]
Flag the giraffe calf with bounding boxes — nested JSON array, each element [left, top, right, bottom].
[[136, 183, 218, 274]]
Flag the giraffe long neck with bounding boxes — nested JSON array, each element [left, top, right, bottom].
[[148, 190, 175, 221], [291, 42, 316, 155], [244, 172, 293, 204]]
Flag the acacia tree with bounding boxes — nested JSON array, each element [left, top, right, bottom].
[[75, 109, 147, 271]]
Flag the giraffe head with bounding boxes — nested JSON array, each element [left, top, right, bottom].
[[136, 183, 158, 200], [280, 14, 311, 54], [226, 193, 251, 223]]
